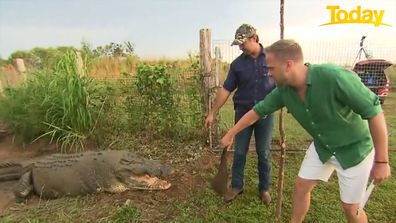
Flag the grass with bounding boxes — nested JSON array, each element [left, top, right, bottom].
[[0, 52, 117, 151], [170, 90, 396, 223], [170, 152, 396, 222], [107, 205, 141, 223], [0, 195, 139, 223], [385, 64, 396, 87]]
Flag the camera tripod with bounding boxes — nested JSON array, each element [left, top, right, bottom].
[[353, 36, 372, 65]]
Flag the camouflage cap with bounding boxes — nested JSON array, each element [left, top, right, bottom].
[[231, 24, 257, 46]]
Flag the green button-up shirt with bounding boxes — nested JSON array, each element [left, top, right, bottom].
[[253, 64, 382, 169]]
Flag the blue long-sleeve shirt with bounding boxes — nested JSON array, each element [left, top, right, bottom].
[[223, 45, 276, 112]]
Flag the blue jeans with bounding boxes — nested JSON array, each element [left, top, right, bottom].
[[231, 110, 274, 193]]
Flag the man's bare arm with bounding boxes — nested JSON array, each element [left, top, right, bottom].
[[368, 112, 391, 185], [210, 87, 231, 115], [221, 110, 261, 149], [205, 87, 231, 128]]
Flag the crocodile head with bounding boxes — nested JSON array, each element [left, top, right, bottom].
[[115, 153, 174, 190]]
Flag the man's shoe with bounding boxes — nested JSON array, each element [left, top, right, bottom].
[[261, 191, 271, 206], [224, 188, 243, 203]]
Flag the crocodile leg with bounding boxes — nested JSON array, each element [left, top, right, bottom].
[[13, 171, 33, 203]]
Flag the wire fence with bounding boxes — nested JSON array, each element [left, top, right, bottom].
[[88, 60, 204, 141], [213, 38, 395, 100], [213, 39, 396, 67], [1, 39, 395, 146], [0, 57, 206, 146]]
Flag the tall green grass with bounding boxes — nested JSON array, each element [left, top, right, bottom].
[[0, 52, 115, 152]]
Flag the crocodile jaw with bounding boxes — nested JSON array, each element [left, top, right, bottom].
[[130, 174, 171, 190]]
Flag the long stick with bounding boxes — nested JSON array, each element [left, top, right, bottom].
[[359, 180, 375, 210], [275, 108, 286, 219], [275, 0, 286, 221], [208, 95, 213, 149]]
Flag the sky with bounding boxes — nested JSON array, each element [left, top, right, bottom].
[[0, 0, 395, 62]]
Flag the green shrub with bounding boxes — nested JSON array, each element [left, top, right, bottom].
[[176, 57, 204, 135], [135, 64, 178, 136], [122, 61, 203, 140]]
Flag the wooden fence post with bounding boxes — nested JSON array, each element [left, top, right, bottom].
[[15, 58, 27, 82], [199, 28, 213, 148], [0, 78, 3, 96], [214, 47, 221, 88], [75, 51, 85, 77], [213, 46, 222, 143]]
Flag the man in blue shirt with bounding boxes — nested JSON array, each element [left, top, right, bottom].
[[205, 24, 276, 205]]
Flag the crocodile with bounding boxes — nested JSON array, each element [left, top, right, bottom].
[[0, 150, 173, 201]]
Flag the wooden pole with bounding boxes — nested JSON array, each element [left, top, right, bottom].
[[15, 58, 27, 83], [280, 0, 285, 40], [199, 28, 213, 149], [0, 78, 3, 97], [275, 0, 286, 221], [75, 51, 85, 77], [214, 47, 221, 88], [213, 46, 222, 142]]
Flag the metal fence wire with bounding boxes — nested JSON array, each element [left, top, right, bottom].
[[213, 39, 396, 66], [0, 39, 394, 143], [213, 39, 395, 106]]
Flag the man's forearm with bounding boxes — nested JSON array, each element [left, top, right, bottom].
[[210, 87, 231, 115], [368, 112, 389, 162], [228, 110, 261, 136]]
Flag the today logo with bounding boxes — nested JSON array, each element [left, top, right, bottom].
[[320, 5, 391, 27]]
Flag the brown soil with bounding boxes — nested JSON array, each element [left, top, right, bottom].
[[0, 136, 58, 211]]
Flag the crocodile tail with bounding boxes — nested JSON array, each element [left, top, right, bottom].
[[0, 161, 23, 181]]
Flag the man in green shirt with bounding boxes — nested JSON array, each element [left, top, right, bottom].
[[221, 39, 391, 223]]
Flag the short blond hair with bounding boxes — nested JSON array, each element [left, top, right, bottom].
[[266, 39, 303, 62]]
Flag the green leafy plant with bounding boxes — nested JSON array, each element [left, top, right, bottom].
[[135, 64, 178, 136]]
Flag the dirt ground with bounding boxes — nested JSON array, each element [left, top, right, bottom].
[[0, 135, 219, 221], [0, 136, 57, 211]]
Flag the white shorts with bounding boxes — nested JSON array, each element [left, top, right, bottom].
[[298, 143, 374, 204]]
